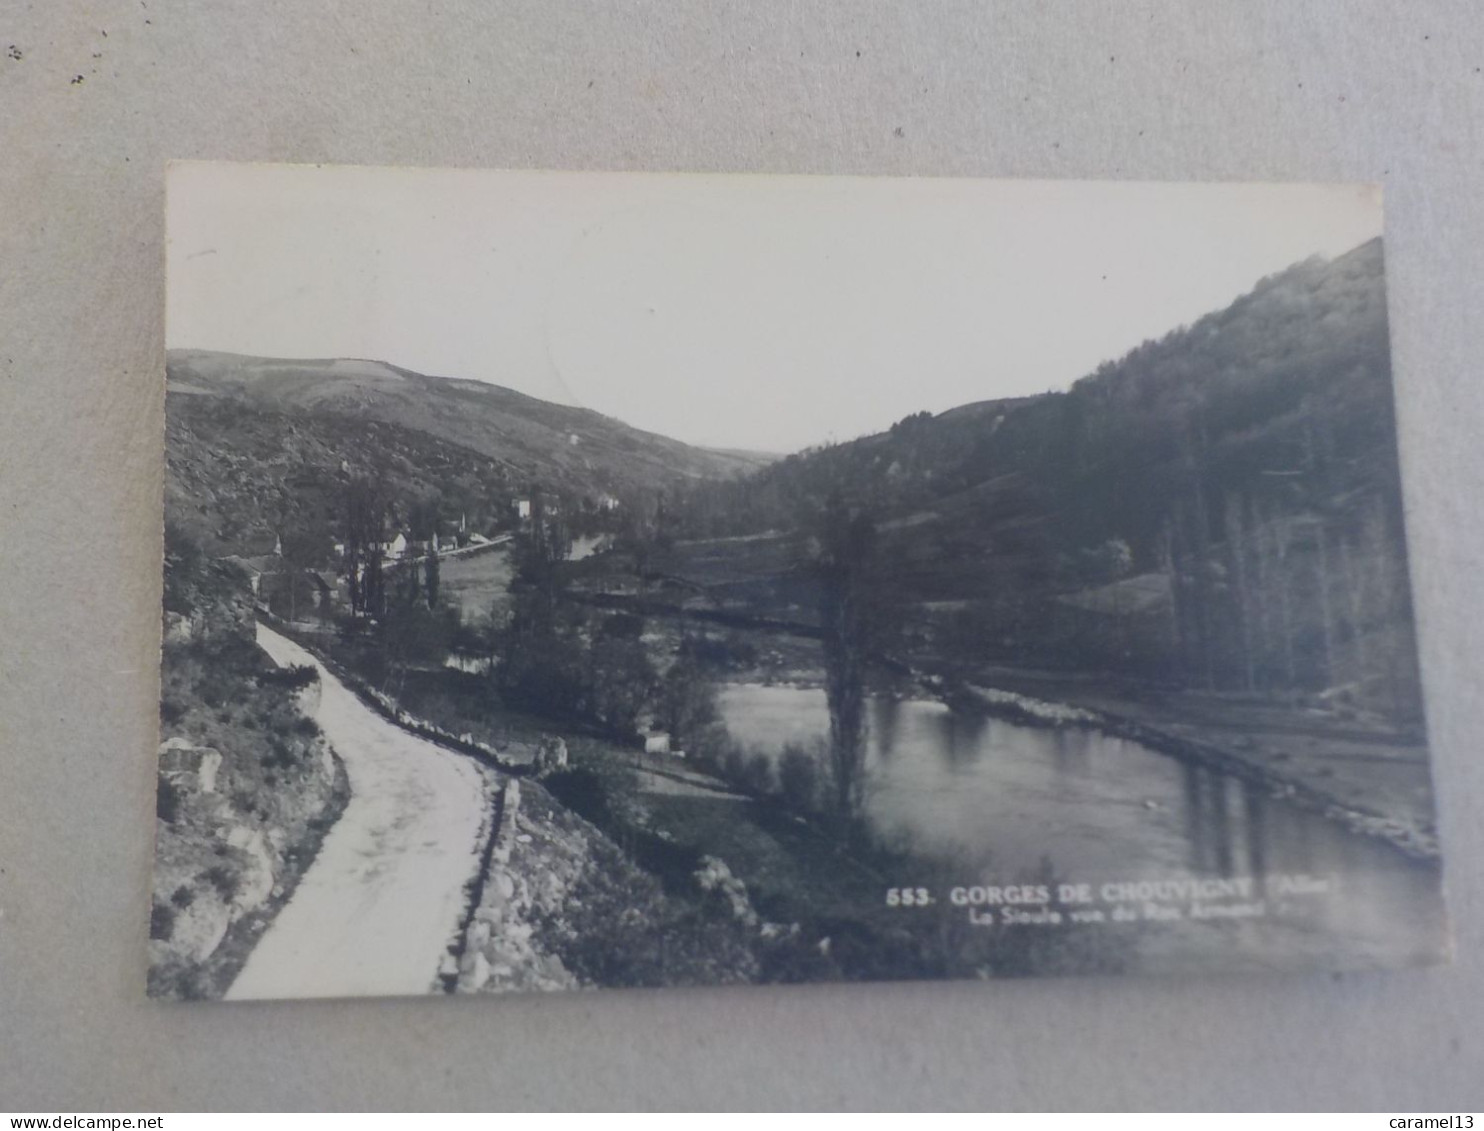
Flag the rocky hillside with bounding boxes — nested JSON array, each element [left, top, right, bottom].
[[166, 391, 521, 557], [149, 531, 349, 998]]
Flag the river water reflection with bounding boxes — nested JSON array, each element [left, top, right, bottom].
[[716, 683, 1447, 971]]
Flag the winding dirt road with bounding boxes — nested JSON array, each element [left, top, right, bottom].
[[225, 624, 489, 1001]]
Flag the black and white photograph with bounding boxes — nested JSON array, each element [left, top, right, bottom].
[[149, 162, 1448, 1001]]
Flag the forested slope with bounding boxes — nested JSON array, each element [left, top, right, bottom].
[[667, 239, 1420, 715]]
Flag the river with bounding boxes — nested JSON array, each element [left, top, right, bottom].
[[716, 683, 1447, 972]]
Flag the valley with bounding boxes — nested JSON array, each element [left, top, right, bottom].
[[150, 235, 1446, 996]]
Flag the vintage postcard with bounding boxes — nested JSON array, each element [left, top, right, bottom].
[[150, 163, 1448, 1000]]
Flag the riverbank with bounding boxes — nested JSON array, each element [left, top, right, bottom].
[[933, 664, 1439, 861], [649, 605, 1441, 862], [634, 620, 1439, 862], [562, 546, 1440, 863]]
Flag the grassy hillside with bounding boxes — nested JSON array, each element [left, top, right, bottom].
[[169, 349, 769, 503]]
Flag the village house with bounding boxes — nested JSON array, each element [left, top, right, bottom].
[[306, 571, 337, 617], [431, 517, 466, 553], [642, 727, 682, 758], [223, 532, 284, 599]]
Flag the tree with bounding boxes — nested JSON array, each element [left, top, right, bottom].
[[493, 488, 596, 719], [162, 521, 205, 616], [510, 487, 570, 622], [407, 496, 440, 543], [657, 644, 720, 752], [379, 597, 456, 688], [585, 635, 657, 736], [810, 493, 890, 824], [342, 477, 389, 618], [424, 547, 441, 609], [492, 599, 587, 718], [779, 741, 823, 813], [613, 502, 661, 585], [278, 524, 332, 623]]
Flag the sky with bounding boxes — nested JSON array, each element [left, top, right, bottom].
[[167, 163, 1383, 453]]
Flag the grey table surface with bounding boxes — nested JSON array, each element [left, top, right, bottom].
[[1, 0, 1480, 1112]]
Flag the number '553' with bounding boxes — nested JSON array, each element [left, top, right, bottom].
[[885, 888, 934, 907]]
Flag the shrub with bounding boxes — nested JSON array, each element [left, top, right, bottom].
[[720, 744, 747, 784], [741, 751, 775, 796], [687, 722, 732, 769], [170, 885, 195, 909], [156, 778, 182, 824], [586, 636, 657, 735], [203, 864, 239, 903], [161, 522, 206, 617], [150, 901, 176, 941], [197, 670, 234, 708], [263, 735, 298, 769], [657, 660, 719, 750], [678, 632, 757, 670], [597, 613, 645, 640], [378, 599, 459, 672], [495, 626, 588, 718], [257, 664, 319, 690], [778, 742, 822, 812]]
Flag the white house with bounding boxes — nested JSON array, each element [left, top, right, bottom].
[[384, 532, 409, 560], [514, 499, 532, 521]]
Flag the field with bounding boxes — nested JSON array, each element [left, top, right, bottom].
[[438, 545, 515, 623]]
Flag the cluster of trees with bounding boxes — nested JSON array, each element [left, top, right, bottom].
[[325, 476, 467, 689], [660, 493, 896, 827], [337, 478, 449, 619], [487, 489, 890, 827], [491, 501, 727, 749], [1157, 453, 1419, 715]]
